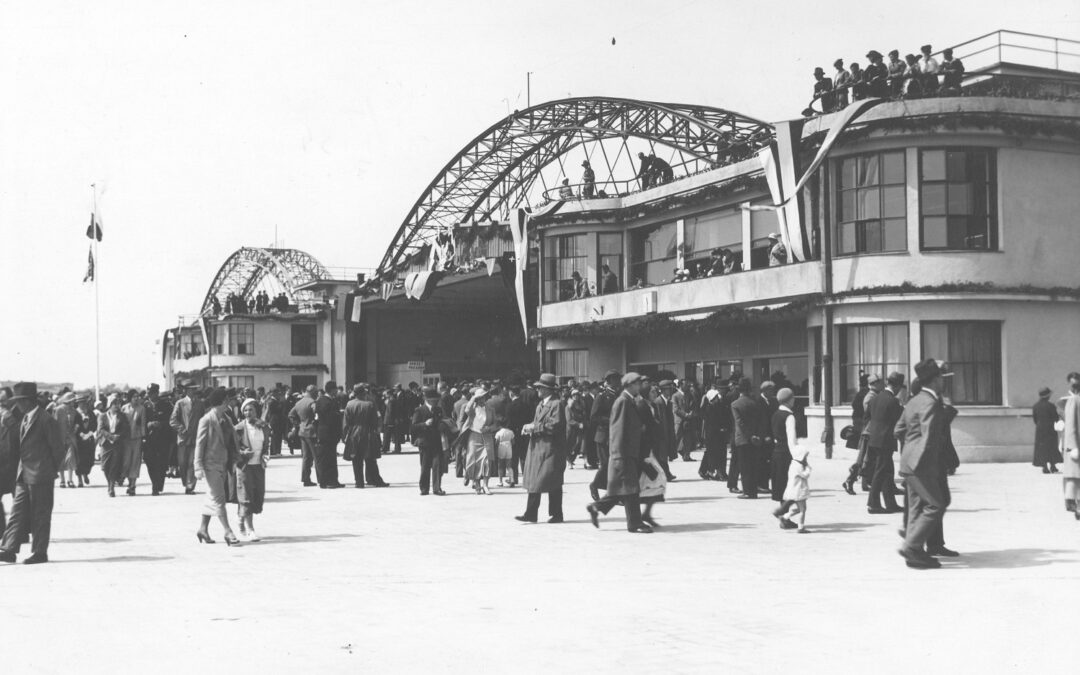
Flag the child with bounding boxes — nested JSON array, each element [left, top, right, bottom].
[[780, 445, 812, 533], [495, 427, 515, 487]]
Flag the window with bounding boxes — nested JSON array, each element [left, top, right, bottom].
[[180, 331, 204, 359], [214, 376, 254, 390], [543, 234, 587, 302], [685, 210, 742, 274], [835, 151, 907, 255], [921, 321, 1001, 404], [291, 375, 317, 391], [749, 207, 779, 269], [629, 362, 676, 380], [919, 148, 997, 250], [686, 360, 741, 387], [212, 325, 225, 355], [229, 323, 254, 355], [549, 349, 588, 383], [597, 233, 623, 294], [629, 222, 677, 286], [838, 323, 909, 402], [291, 324, 318, 356]]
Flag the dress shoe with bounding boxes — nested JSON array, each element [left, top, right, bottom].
[[666, 474, 677, 482], [433, 490, 446, 496], [867, 506, 888, 514], [67, 480, 75, 488], [717, 473, 729, 481], [797, 528, 811, 534], [302, 481, 317, 487], [152, 490, 161, 496], [1042, 467, 1051, 474], [927, 545, 959, 558], [514, 515, 537, 523], [898, 547, 940, 569], [185, 488, 196, 495], [372, 482, 389, 488], [126, 486, 136, 496], [729, 488, 741, 494], [419, 490, 429, 496], [107, 486, 116, 498], [737, 494, 756, 499], [779, 517, 797, 530], [586, 505, 600, 528], [642, 515, 660, 528], [589, 486, 600, 502], [23, 553, 48, 565], [0, 550, 16, 563], [842, 481, 856, 496], [630, 525, 653, 534], [547, 516, 564, 524], [355, 484, 365, 489], [59, 481, 67, 488]]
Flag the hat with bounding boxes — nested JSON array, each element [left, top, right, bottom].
[[833, 58, 844, 68], [241, 398, 258, 413], [106, 393, 120, 408], [534, 373, 558, 390], [887, 371, 906, 387], [1039, 387, 1052, 398], [581, 160, 590, 167], [921, 44, 932, 53], [603, 369, 622, 382], [866, 50, 882, 60], [867, 373, 882, 385], [777, 388, 794, 403], [813, 66, 825, 75], [621, 372, 642, 387], [57, 392, 77, 405], [839, 425, 855, 440], [207, 388, 228, 407], [704, 389, 720, 402], [423, 386, 439, 399], [180, 378, 197, 388], [9, 382, 38, 401], [914, 358, 953, 381], [658, 379, 674, 388], [767, 233, 781, 241]]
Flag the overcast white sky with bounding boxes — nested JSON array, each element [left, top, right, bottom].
[[1, 0, 1076, 388]]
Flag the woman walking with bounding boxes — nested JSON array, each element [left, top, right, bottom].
[[194, 388, 242, 546], [460, 387, 494, 494], [235, 398, 269, 541], [96, 394, 128, 498], [75, 396, 97, 486], [1062, 373, 1080, 519], [1032, 387, 1062, 473]]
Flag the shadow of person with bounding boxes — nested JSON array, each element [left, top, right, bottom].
[[802, 522, 881, 533], [651, 522, 753, 534], [942, 548, 1075, 569], [258, 533, 362, 544], [53, 555, 174, 564], [663, 496, 728, 504], [51, 537, 130, 544], [263, 496, 315, 503]]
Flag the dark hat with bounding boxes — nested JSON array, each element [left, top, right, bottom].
[[658, 379, 674, 388], [603, 369, 622, 382], [10, 382, 37, 400], [833, 58, 844, 67], [867, 373, 882, 385], [943, 47, 953, 56], [581, 160, 590, 167], [888, 49, 899, 57], [921, 44, 932, 52], [207, 388, 228, 407], [914, 358, 953, 381], [839, 425, 856, 441], [813, 66, 825, 75], [1039, 386, 1052, 398], [422, 386, 439, 399], [866, 50, 882, 60], [534, 373, 558, 390], [621, 372, 642, 387]]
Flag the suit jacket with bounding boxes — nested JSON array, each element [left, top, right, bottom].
[[170, 395, 198, 446], [865, 388, 903, 452], [523, 396, 566, 493], [635, 394, 659, 458], [654, 393, 676, 459], [96, 410, 129, 448], [894, 390, 949, 477], [16, 407, 66, 484], [288, 395, 317, 438], [731, 394, 768, 447], [672, 390, 689, 433], [590, 387, 617, 444], [411, 403, 445, 456], [194, 407, 238, 473], [507, 396, 532, 436], [122, 401, 147, 440], [0, 406, 20, 494], [484, 393, 509, 433], [608, 392, 642, 496], [1064, 393, 1080, 452], [343, 398, 379, 456], [313, 394, 342, 445]]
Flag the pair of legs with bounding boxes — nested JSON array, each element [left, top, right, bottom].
[[901, 473, 949, 562], [735, 445, 759, 498], [522, 490, 564, 522], [419, 451, 444, 495], [589, 442, 609, 498], [497, 458, 515, 486], [176, 441, 197, 493], [778, 499, 808, 531], [352, 454, 386, 487], [700, 433, 728, 480], [868, 446, 901, 511], [300, 436, 318, 485], [237, 465, 265, 540], [589, 492, 644, 531], [0, 479, 54, 561], [196, 467, 239, 544], [316, 441, 340, 487]]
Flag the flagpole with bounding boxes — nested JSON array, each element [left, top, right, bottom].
[[92, 183, 101, 404]]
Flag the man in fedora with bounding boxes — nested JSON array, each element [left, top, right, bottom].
[[588, 370, 621, 501], [812, 66, 834, 112], [0, 382, 66, 564], [895, 359, 956, 569], [412, 386, 448, 495], [587, 372, 652, 533], [0, 387, 21, 533], [170, 378, 203, 494], [516, 373, 566, 523], [864, 49, 888, 97]]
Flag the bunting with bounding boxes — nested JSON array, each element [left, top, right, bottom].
[[82, 246, 95, 283]]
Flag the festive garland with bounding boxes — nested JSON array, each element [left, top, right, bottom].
[[832, 281, 1080, 301]]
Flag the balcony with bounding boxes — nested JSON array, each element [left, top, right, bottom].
[[538, 261, 822, 328]]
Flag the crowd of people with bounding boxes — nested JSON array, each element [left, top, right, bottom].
[[807, 44, 966, 115], [210, 290, 292, 316], [2, 361, 1078, 566]]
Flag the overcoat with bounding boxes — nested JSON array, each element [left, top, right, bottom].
[[16, 407, 66, 485], [607, 392, 643, 497], [0, 406, 21, 494], [1032, 398, 1062, 466], [523, 396, 566, 493], [1062, 393, 1080, 480], [894, 390, 951, 507], [343, 398, 381, 460]]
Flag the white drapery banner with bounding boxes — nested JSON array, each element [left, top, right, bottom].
[[511, 200, 564, 342]]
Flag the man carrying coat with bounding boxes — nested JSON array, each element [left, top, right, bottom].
[[516, 374, 566, 523], [0, 383, 66, 564], [586, 372, 652, 533], [894, 359, 957, 569]]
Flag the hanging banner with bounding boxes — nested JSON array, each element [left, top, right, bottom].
[[484, 257, 497, 276]]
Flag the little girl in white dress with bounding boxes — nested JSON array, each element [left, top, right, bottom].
[[780, 446, 812, 533]]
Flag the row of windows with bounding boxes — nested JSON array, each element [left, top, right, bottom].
[[835, 147, 998, 255], [205, 324, 319, 357]]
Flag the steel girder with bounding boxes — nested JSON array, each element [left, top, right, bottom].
[[377, 96, 773, 274], [200, 247, 331, 315]]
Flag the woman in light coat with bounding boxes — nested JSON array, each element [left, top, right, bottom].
[[1061, 373, 1080, 519], [235, 398, 270, 541], [459, 388, 494, 494]]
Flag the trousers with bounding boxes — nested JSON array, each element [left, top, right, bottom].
[[300, 436, 317, 484], [419, 452, 444, 493], [176, 441, 197, 490], [590, 442, 610, 492], [903, 473, 949, 552], [352, 455, 384, 486], [868, 447, 900, 510], [524, 490, 564, 520], [592, 492, 642, 531], [0, 479, 55, 557], [734, 445, 759, 497], [701, 431, 727, 477], [143, 438, 170, 493], [315, 441, 339, 486]]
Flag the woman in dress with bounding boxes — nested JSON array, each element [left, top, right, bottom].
[[96, 394, 129, 498], [779, 439, 811, 533], [1061, 373, 1080, 519], [75, 396, 98, 486], [1032, 387, 1062, 473], [460, 387, 495, 494], [235, 398, 269, 541], [640, 446, 667, 528], [52, 392, 79, 488], [195, 387, 242, 545]]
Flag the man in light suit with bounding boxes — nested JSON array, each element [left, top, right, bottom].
[[0, 383, 66, 564], [169, 379, 202, 494], [894, 359, 956, 569], [288, 384, 319, 486]]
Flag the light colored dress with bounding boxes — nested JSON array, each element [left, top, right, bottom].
[[495, 428, 515, 461], [783, 447, 811, 502], [464, 403, 492, 480], [1062, 394, 1080, 501]]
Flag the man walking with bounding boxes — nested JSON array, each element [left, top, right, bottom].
[[313, 382, 344, 489], [588, 370, 620, 501], [517, 374, 566, 523], [143, 384, 173, 496], [586, 373, 652, 533], [169, 379, 203, 494], [412, 387, 448, 495], [120, 390, 147, 495], [0, 387, 21, 533], [289, 384, 319, 486], [866, 372, 905, 514], [0, 383, 66, 564], [343, 384, 387, 488], [263, 387, 287, 457]]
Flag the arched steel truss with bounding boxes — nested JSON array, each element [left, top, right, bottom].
[[377, 96, 774, 274], [201, 247, 331, 315]]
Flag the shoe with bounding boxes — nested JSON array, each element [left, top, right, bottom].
[[372, 482, 389, 488], [642, 516, 659, 528], [867, 506, 888, 514], [797, 528, 811, 534], [224, 534, 242, 547], [1043, 467, 1051, 474], [419, 491, 429, 496], [355, 484, 365, 489], [302, 481, 317, 487], [22, 553, 48, 565], [587, 505, 600, 528], [898, 547, 940, 569], [547, 516, 564, 524], [927, 545, 959, 558], [842, 481, 855, 495], [718, 473, 729, 481], [152, 490, 161, 496], [67, 480, 75, 488], [107, 486, 115, 498], [0, 550, 15, 563], [433, 490, 446, 496], [898, 528, 906, 538], [589, 486, 600, 502], [514, 515, 537, 523], [666, 474, 677, 482], [630, 525, 653, 534], [126, 487, 136, 496], [185, 488, 195, 495], [246, 530, 261, 542], [729, 488, 741, 494], [1050, 466, 1060, 474], [737, 494, 756, 499], [698, 472, 710, 480], [196, 531, 215, 544], [59, 482, 66, 488], [779, 518, 797, 530]]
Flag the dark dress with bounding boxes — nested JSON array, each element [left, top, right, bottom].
[[75, 409, 97, 477], [1032, 399, 1063, 466], [770, 408, 793, 502]]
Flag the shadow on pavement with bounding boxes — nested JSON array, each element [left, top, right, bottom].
[[803, 522, 881, 533], [944, 548, 1075, 569], [663, 496, 727, 504], [52, 537, 130, 544], [946, 508, 1000, 513], [264, 496, 315, 503], [258, 533, 362, 544], [653, 522, 753, 534], [54, 555, 174, 564]]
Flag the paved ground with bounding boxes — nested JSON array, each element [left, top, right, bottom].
[[1, 444, 1077, 674]]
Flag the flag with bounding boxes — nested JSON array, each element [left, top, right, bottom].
[[348, 294, 362, 322], [83, 246, 95, 283], [86, 213, 103, 241]]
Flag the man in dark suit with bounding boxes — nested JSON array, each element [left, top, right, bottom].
[[580, 384, 596, 469], [731, 378, 768, 499], [288, 385, 319, 486], [262, 387, 288, 457], [507, 386, 532, 486], [700, 382, 731, 480], [0, 383, 66, 564], [866, 371, 905, 514], [757, 381, 778, 492], [382, 387, 405, 454], [654, 380, 678, 481], [411, 388, 447, 495], [588, 370, 620, 501], [0, 387, 22, 534], [343, 384, 387, 488], [143, 383, 174, 496], [587, 373, 651, 533], [894, 359, 956, 569], [313, 382, 344, 488]]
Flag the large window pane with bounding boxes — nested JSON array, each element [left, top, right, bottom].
[[857, 155, 879, 187], [919, 148, 997, 251], [835, 150, 906, 256], [947, 183, 972, 215], [543, 233, 587, 302], [922, 216, 948, 249], [921, 150, 945, 181], [921, 321, 1001, 404], [883, 218, 906, 251], [882, 151, 905, 184], [922, 184, 947, 215], [839, 322, 909, 402], [882, 186, 905, 218], [857, 188, 880, 220]]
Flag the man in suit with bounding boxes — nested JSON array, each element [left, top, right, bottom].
[[411, 387, 447, 495], [506, 386, 532, 486], [894, 359, 956, 569], [757, 381, 778, 492], [262, 387, 287, 457], [343, 384, 387, 488], [732, 377, 769, 499], [588, 370, 620, 501], [673, 380, 698, 462], [382, 386, 405, 454], [866, 371, 905, 514], [169, 379, 202, 494], [587, 373, 651, 533], [288, 384, 319, 486], [517, 374, 567, 523], [0, 387, 22, 535], [0, 383, 66, 564], [313, 381, 344, 488], [143, 383, 174, 496], [580, 383, 596, 469], [700, 382, 732, 480], [654, 380, 678, 481], [120, 390, 147, 495]]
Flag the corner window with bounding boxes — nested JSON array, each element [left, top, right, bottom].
[[228, 323, 254, 356], [838, 323, 909, 403], [629, 222, 677, 286], [549, 349, 588, 383], [597, 233, 623, 295], [180, 331, 204, 359], [291, 324, 318, 356], [919, 148, 997, 250], [921, 321, 1001, 404], [835, 151, 907, 255], [543, 234, 587, 302], [685, 209, 743, 274], [212, 325, 225, 355]]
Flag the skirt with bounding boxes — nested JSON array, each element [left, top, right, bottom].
[[237, 465, 266, 515], [61, 443, 78, 472], [99, 443, 121, 484], [120, 438, 143, 480], [76, 438, 96, 476], [202, 466, 231, 517], [463, 431, 493, 480]]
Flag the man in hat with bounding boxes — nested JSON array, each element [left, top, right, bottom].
[[289, 384, 319, 486], [581, 160, 595, 198], [731, 377, 768, 499], [143, 383, 173, 496], [940, 47, 965, 94], [0, 383, 66, 564], [767, 234, 787, 267], [517, 374, 566, 523], [919, 44, 939, 94], [313, 382, 344, 489], [412, 386, 448, 495], [812, 67, 834, 112], [263, 386, 288, 457], [845, 373, 883, 494], [833, 58, 851, 109], [866, 372, 906, 514], [588, 370, 621, 501], [587, 372, 651, 533], [655, 380, 678, 478], [636, 152, 655, 190], [1032, 386, 1061, 474], [0, 387, 21, 533], [120, 389, 147, 495], [344, 384, 387, 488], [887, 49, 907, 97], [894, 359, 956, 568], [864, 50, 888, 97], [170, 379, 203, 494]]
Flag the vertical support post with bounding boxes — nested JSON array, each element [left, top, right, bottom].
[[821, 163, 835, 459]]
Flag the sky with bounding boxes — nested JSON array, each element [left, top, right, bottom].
[[1, 0, 1077, 388]]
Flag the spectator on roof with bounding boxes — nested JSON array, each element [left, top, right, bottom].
[[887, 50, 907, 98], [558, 178, 574, 200], [940, 48, 965, 94], [833, 59, 851, 109], [813, 67, 834, 112]]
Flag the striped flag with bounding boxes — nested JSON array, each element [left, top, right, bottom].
[[82, 246, 95, 283]]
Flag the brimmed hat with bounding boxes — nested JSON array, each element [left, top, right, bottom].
[[867, 373, 882, 385], [767, 232, 781, 240], [658, 379, 674, 388], [57, 392, 77, 405], [833, 58, 844, 68], [241, 398, 258, 412], [887, 371, 906, 387], [581, 160, 590, 167], [603, 369, 622, 382], [921, 44, 932, 52], [914, 358, 953, 381], [10, 382, 38, 401], [422, 386, 439, 399], [866, 49, 883, 60], [888, 49, 899, 57], [813, 66, 825, 75], [621, 372, 642, 387], [471, 387, 489, 401], [534, 373, 558, 390], [106, 393, 120, 407], [1039, 386, 1052, 398]]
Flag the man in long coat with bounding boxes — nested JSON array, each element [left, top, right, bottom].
[[169, 380, 203, 494], [143, 384, 174, 496], [313, 382, 344, 489], [0, 387, 22, 533], [586, 372, 652, 533], [731, 377, 768, 499], [412, 387, 449, 495], [588, 370, 620, 501], [516, 374, 566, 523], [0, 383, 66, 564], [866, 372, 905, 513], [1032, 387, 1062, 472], [343, 384, 387, 488], [894, 359, 956, 569]]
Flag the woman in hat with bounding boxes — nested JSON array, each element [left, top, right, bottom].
[[1032, 387, 1062, 474], [52, 392, 79, 488], [460, 387, 495, 494], [235, 398, 270, 541], [74, 396, 97, 486], [96, 394, 129, 498], [903, 54, 923, 98]]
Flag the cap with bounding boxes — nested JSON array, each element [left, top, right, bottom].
[[867, 373, 883, 385], [1039, 386, 1052, 398], [621, 372, 642, 387], [658, 380, 674, 388]]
